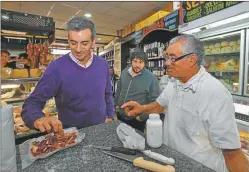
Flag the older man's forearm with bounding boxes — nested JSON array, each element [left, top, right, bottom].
[[142, 101, 165, 115], [223, 149, 249, 172]]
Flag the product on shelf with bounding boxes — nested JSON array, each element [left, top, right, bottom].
[[11, 69, 29, 78], [240, 131, 249, 158], [215, 43, 221, 48], [204, 38, 240, 55], [240, 130, 249, 141], [1, 90, 15, 99], [221, 41, 229, 47], [30, 68, 42, 78], [13, 106, 31, 134], [1, 67, 13, 79]]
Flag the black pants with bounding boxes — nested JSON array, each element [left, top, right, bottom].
[[117, 113, 146, 132]]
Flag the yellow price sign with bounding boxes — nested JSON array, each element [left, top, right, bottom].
[[135, 11, 169, 31]]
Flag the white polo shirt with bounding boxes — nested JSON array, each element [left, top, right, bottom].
[[157, 66, 241, 172]]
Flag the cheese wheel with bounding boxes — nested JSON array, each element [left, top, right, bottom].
[[211, 49, 217, 54], [229, 41, 237, 46], [215, 48, 221, 54], [236, 45, 240, 51], [221, 41, 229, 47], [204, 45, 209, 49], [209, 44, 215, 49], [220, 47, 226, 53], [232, 46, 237, 52], [225, 46, 232, 53], [215, 43, 221, 48]]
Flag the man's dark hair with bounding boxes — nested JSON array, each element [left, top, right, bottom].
[[1, 50, 10, 56], [130, 48, 148, 66], [67, 16, 96, 40], [18, 53, 28, 60]]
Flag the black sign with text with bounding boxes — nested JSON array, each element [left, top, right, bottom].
[[182, 1, 241, 23], [164, 10, 179, 31]]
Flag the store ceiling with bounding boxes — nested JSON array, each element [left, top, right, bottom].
[[1, 1, 169, 47]]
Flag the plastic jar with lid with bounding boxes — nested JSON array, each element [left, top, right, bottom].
[[146, 114, 163, 148]]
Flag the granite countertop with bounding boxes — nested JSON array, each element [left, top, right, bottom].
[[16, 120, 214, 172]]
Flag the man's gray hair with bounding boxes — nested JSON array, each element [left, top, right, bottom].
[[169, 34, 204, 66], [130, 48, 148, 66], [67, 16, 96, 40]]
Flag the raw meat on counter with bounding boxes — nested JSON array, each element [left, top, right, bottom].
[[31, 131, 77, 157]]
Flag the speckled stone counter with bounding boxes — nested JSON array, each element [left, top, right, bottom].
[[16, 120, 214, 172]]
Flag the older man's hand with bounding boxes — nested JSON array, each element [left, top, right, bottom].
[[121, 101, 143, 117]]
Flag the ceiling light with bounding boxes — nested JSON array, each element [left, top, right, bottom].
[[182, 12, 249, 35], [97, 38, 102, 41], [1, 30, 27, 35], [4, 36, 27, 40], [84, 13, 92, 18], [1, 15, 9, 20], [1, 84, 20, 89]]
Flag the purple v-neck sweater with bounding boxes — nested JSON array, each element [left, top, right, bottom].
[[21, 54, 114, 129]]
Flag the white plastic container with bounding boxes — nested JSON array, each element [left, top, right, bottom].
[[146, 114, 163, 148]]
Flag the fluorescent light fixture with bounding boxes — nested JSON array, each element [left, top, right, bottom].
[[1, 30, 27, 35], [1, 15, 9, 20], [84, 13, 92, 18], [234, 103, 249, 116], [4, 36, 27, 40], [51, 49, 71, 55], [183, 12, 249, 35], [51, 42, 68, 46], [1, 84, 20, 89]]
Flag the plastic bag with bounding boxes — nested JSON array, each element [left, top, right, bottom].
[[116, 123, 145, 151], [19, 127, 85, 169]]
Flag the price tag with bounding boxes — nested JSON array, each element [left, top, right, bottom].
[[16, 62, 25, 69]]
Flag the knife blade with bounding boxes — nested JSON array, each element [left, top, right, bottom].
[[103, 151, 175, 172], [93, 145, 137, 155]]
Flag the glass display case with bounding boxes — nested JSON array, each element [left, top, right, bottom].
[[1, 78, 57, 144], [244, 28, 249, 96], [200, 30, 245, 95]]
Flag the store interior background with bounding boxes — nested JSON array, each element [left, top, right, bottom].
[[1, 1, 249, 151]]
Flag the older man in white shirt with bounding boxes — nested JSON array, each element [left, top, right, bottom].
[[122, 34, 249, 172]]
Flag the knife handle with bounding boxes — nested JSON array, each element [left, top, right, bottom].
[[142, 150, 175, 165], [133, 157, 175, 172], [111, 147, 137, 155]]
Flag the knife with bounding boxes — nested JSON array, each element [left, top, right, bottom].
[[103, 151, 175, 172], [93, 145, 137, 155]]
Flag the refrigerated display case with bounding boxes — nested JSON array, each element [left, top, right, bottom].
[[1, 78, 58, 144], [200, 30, 245, 95], [244, 28, 249, 97]]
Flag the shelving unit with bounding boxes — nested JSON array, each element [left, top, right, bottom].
[[205, 51, 240, 56], [114, 43, 121, 76], [99, 46, 114, 67], [2, 77, 40, 84]]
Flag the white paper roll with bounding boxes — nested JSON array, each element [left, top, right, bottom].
[[1, 105, 17, 172]]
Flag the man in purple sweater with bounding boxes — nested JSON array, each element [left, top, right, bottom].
[[21, 17, 115, 133]]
